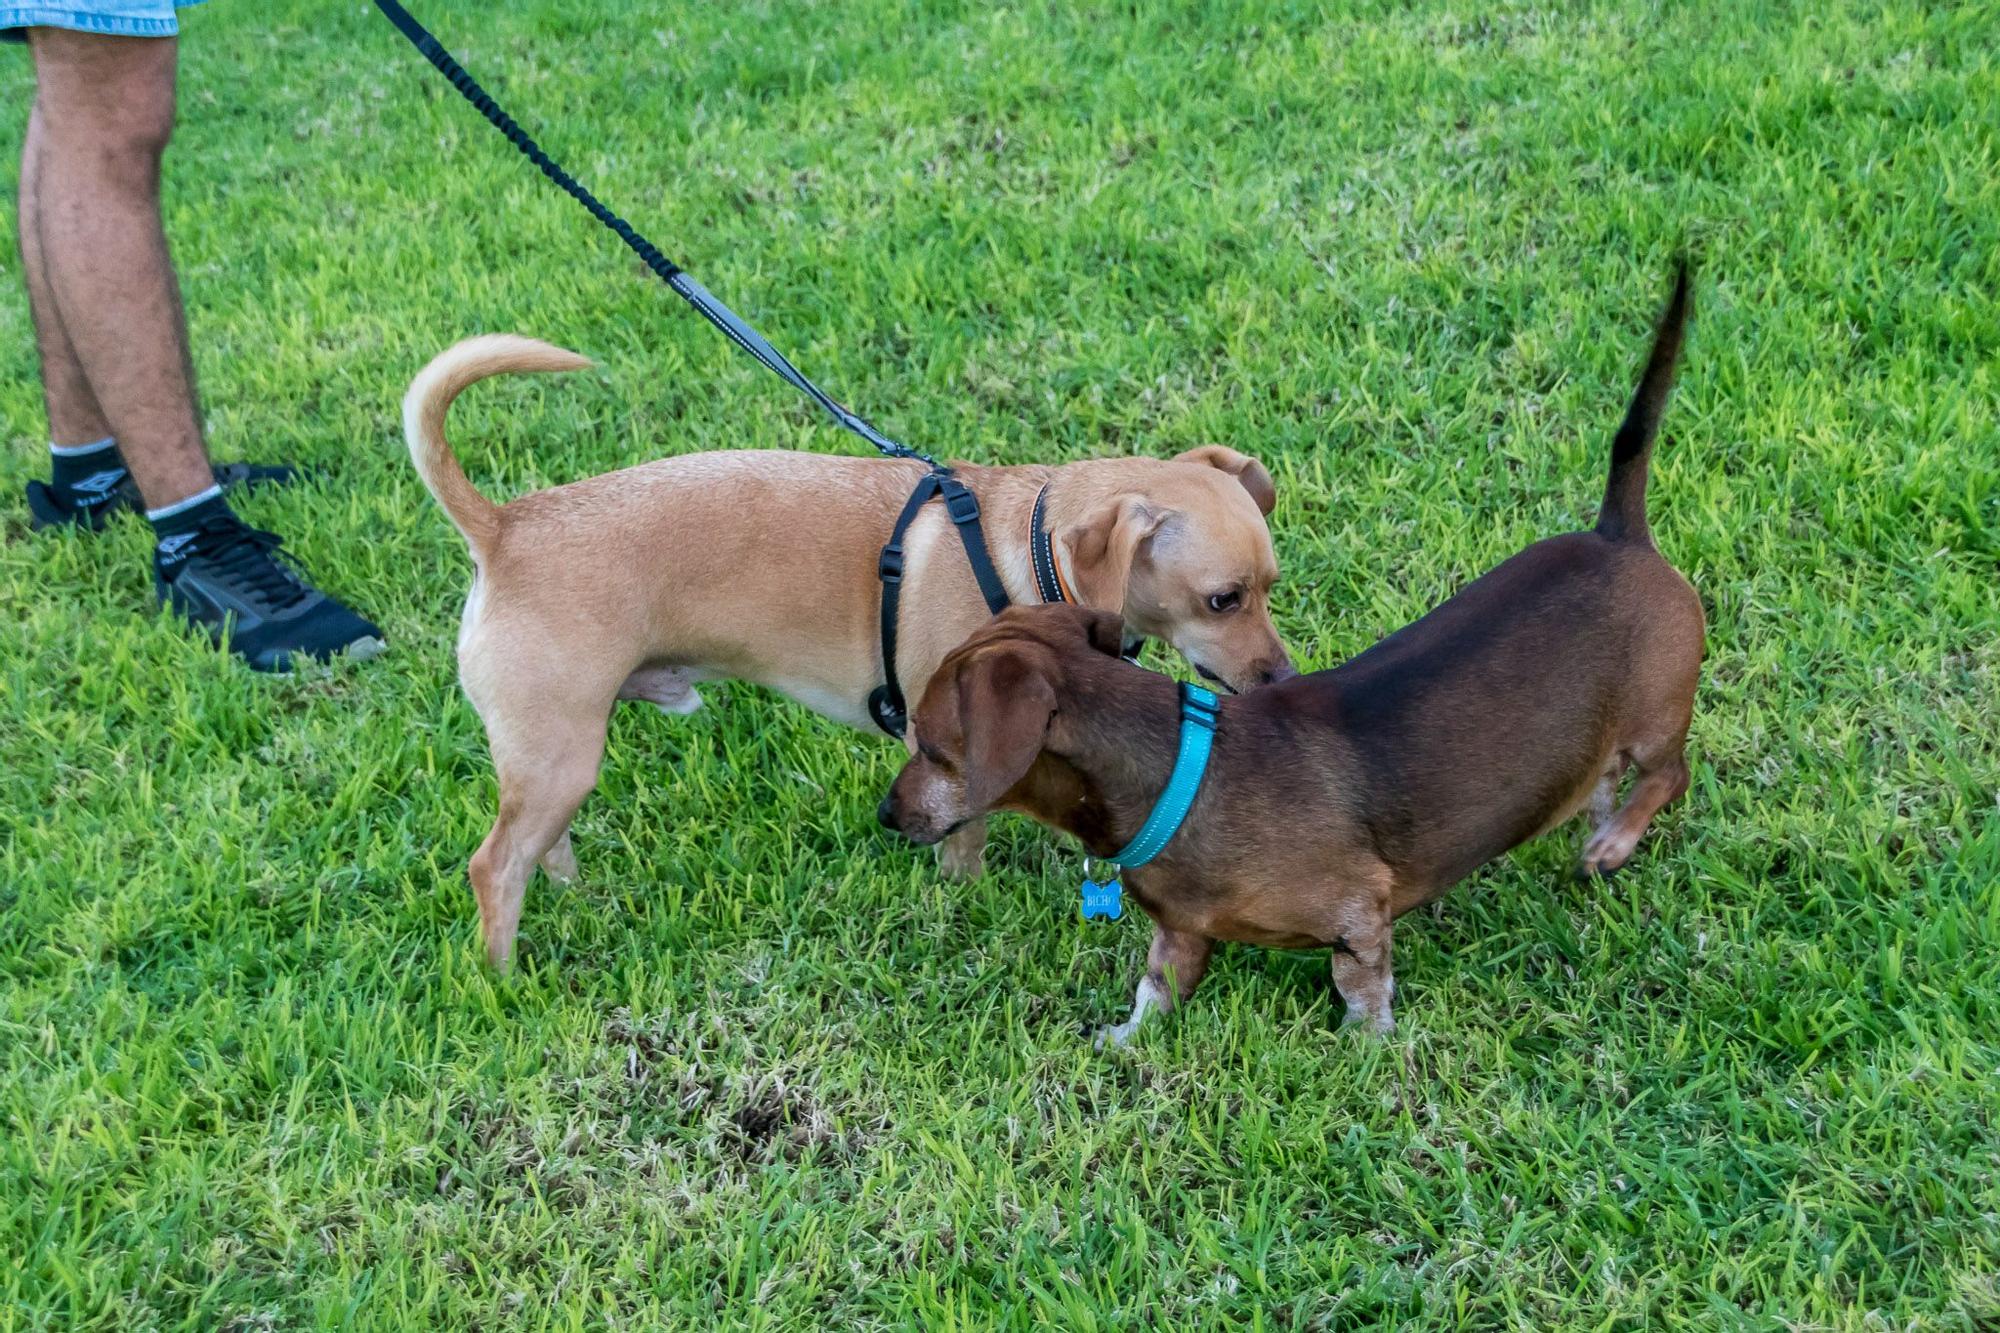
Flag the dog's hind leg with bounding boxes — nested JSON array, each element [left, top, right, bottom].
[[1579, 739, 1689, 878], [463, 661, 618, 969], [540, 831, 580, 883]]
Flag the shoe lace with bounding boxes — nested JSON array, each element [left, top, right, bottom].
[[197, 519, 315, 613]]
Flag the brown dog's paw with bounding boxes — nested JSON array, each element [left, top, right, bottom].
[[1340, 1006, 1395, 1037], [1093, 1020, 1140, 1051], [1577, 826, 1641, 880]]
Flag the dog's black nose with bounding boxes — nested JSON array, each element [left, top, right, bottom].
[[876, 795, 897, 829], [1261, 661, 1299, 686]]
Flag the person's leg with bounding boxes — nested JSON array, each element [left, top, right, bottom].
[[18, 99, 113, 446], [18, 95, 136, 527], [20, 24, 382, 669], [27, 27, 211, 507]]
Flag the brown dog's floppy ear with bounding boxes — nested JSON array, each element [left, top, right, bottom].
[[1061, 496, 1171, 611], [957, 646, 1058, 812], [1174, 444, 1277, 516], [1079, 609, 1127, 659]]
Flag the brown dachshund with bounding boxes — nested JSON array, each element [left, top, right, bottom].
[[880, 269, 1700, 1041]]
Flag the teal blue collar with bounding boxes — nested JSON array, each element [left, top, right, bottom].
[[1110, 682, 1220, 869]]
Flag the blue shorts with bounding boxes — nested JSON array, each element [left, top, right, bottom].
[[1, 0, 204, 41]]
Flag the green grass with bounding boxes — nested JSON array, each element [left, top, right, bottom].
[[3, 0, 1997, 1326]]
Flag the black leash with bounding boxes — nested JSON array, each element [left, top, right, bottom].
[[370, 0, 938, 467], [372, 0, 1032, 737]]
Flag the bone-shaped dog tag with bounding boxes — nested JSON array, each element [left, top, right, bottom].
[[1079, 877, 1123, 922]]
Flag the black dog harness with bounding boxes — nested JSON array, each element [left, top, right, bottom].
[[868, 478, 1144, 737], [867, 472, 1013, 736]]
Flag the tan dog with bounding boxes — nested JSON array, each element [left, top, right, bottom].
[[880, 269, 1699, 1042], [403, 335, 1294, 967]]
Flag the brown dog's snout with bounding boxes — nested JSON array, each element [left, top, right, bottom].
[[1261, 658, 1299, 687]]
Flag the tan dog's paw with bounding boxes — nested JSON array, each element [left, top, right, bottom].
[[935, 822, 987, 881], [539, 832, 580, 883]]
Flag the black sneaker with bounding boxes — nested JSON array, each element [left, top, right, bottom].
[[28, 460, 299, 532], [154, 515, 385, 672]]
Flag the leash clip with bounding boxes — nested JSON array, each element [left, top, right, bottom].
[[867, 686, 906, 738]]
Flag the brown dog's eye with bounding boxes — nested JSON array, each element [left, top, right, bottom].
[[1206, 590, 1242, 614]]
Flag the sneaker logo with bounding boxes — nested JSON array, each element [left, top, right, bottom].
[[72, 468, 128, 504], [156, 533, 199, 564]]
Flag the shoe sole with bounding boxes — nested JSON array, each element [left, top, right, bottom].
[[248, 636, 389, 673]]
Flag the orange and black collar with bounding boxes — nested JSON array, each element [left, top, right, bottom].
[[1029, 482, 1076, 605], [1030, 481, 1146, 664]]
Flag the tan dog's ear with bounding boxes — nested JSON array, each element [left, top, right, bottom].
[[1079, 609, 1127, 659], [1061, 497, 1171, 610], [957, 646, 1058, 811], [1174, 444, 1277, 516]]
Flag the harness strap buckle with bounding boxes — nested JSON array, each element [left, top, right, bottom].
[[878, 544, 905, 584], [941, 482, 983, 527]]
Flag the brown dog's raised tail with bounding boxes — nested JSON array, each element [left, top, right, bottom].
[[1596, 264, 1692, 544], [402, 335, 593, 559]]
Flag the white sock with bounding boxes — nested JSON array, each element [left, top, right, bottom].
[[144, 483, 224, 523], [49, 436, 118, 458]]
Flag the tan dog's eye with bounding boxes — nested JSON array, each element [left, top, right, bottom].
[[1206, 590, 1243, 614]]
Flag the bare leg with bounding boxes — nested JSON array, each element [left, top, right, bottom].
[[1095, 926, 1214, 1049], [28, 30, 212, 507], [937, 817, 987, 881], [18, 102, 112, 444], [1579, 748, 1690, 877]]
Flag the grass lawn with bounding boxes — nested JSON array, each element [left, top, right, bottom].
[[4, 0, 1998, 1326]]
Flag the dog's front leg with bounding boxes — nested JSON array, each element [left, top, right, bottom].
[[1095, 926, 1214, 1049], [1331, 916, 1396, 1035], [936, 817, 988, 881]]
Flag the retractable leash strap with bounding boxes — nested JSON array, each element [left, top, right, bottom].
[[373, 0, 1022, 734], [371, 0, 938, 468]]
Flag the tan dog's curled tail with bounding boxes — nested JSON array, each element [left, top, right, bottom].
[[1596, 263, 1691, 546], [402, 334, 593, 558]]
